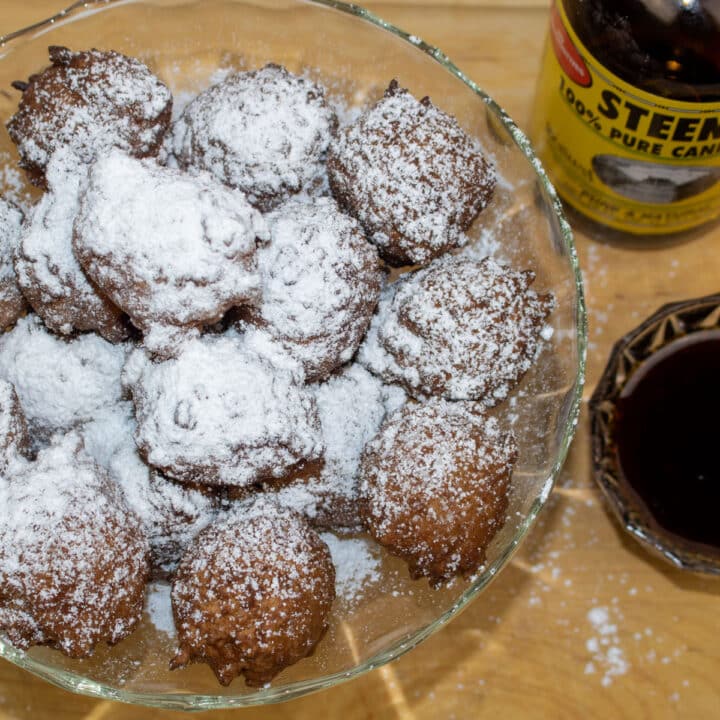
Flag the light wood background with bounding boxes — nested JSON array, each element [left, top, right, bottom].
[[1, 2, 719, 719]]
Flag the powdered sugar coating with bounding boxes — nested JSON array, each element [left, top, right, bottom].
[[7, 46, 172, 187], [74, 151, 268, 355], [14, 151, 127, 341], [359, 255, 555, 404], [123, 332, 324, 488], [171, 497, 335, 686], [81, 403, 219, 579], [173, 64, 337, 211], [0, 432, 149, 657], [328, 81, 495, 267], [0, 315, 127, 435], [0, 199, 27, 331], [0, 380, 29, 471], [0, 49, 559, 680], [360, 399, 517, 583], [269, 363, 405, 531], [240, 198, 383, 382], [320, 533, 381, 605], [146, 582, 175, 637]]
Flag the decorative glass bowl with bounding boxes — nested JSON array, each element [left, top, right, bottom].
[[590, 294, 720, 574], [0, 0, 586, 709]]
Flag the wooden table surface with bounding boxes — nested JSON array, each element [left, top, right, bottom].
[[1, 1, 719, 718]]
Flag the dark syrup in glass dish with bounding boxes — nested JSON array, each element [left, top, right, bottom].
[[614, 330, 720, 550]]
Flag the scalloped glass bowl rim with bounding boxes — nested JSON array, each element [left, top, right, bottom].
[[0, 0, 587, 709]]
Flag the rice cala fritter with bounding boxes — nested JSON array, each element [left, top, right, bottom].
[[0, 48, 555, 686]]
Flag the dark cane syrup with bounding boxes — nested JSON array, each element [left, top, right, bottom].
[[614, 330, 720, 550]]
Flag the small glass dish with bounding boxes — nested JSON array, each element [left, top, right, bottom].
[[0, 0, 586, 709], [590, 293, 720, 574]]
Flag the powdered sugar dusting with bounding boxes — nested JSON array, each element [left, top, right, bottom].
[[0, 315, 127, 435], [359, 255, 554, 404], [0, 201, 22, 283], [269, 364, 404, 529], [123, 332, 323, 488], [171, 497, 335, 686], [586, 605, 630, 687], [74, 150, 268, 351], [361, 399, 517, 581], [16, 151, 84, 301], [314, 365, 400, 487], [15, 149, 126, 340], [0, 155, 34, 212], [0, 46, 559, 685], [81, 403, 218, 577], [0, 380, 28, 470], [174, 64, 336, 211], [7, 46, 171, 184], [328, 81, 495, 266], [320, 533, 380, 604], [0, 432, 149, 657], [146, 582, 175, 637], [0, 198, 26, 329], [244, 198, 382, 381]]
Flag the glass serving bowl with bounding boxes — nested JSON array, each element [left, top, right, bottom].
[[0, 0, 587, 710]]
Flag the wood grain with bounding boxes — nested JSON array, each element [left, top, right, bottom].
[[0, 2, 719, 719]]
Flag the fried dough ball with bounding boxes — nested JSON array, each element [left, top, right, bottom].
[[360, 399, 517, 584], [0, 432, 150, 657], [171, 497, 335, 686], [328, 80, 495, 267], [267, 364, 406, 532], [122, 331, 324, 489], [173, 64, 337, 211], [81, 403, 220, 580], [0, 380, 29, 471], [0, 315, 127, 437], [73, 150, 268, 356], [7, 46, 172, 188], [15, 151, 128, 341], [0, 199, 28, 331], [238, 199, 383, 382], [359, 255, 555, 405]]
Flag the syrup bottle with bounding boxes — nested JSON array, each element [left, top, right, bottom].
[[531, 0, 720, 239]]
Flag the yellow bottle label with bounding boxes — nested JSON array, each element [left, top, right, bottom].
[[531, 1, 720, 235]]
